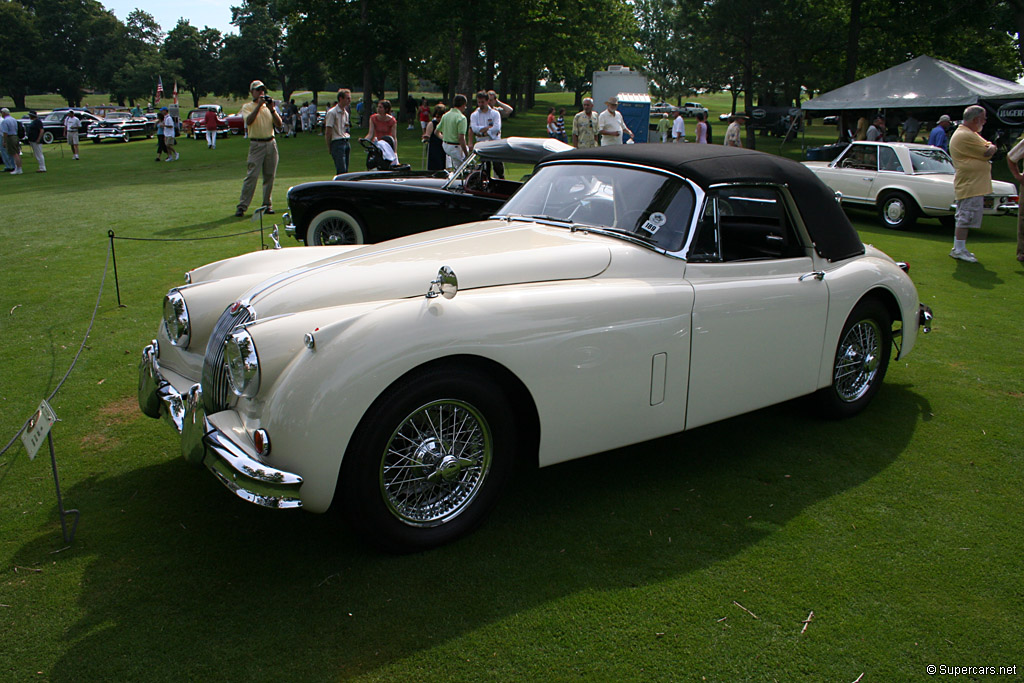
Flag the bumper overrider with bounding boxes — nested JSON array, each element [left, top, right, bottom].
[[138, 340, 303, 509]]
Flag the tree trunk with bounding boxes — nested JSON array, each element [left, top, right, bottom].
[[844, 0, 861, 84], [456, 17, 476, 96], [397, 59, 409, 123]]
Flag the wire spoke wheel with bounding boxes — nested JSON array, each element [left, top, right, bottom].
[[380, 399, 492, 527], [833, 318, 882, 402], [308, 209, 365, 245]]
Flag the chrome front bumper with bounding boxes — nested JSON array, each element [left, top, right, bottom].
[[282, 212, 296, 238], [138, 340, 303, 509]]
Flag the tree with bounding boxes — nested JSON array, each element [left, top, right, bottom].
[[0, 0, 42, 109], [164, 19, 223, 107]]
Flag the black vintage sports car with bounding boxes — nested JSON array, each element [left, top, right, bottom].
[[86, 111, 155, 143], [37, 109, 102, 144], [284, 137, 574, 245]]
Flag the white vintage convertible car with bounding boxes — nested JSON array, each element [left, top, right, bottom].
[[139, 144, 932, 552], [803, 141, 1018, 230]]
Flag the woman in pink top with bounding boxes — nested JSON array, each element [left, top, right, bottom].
[[366, 100, 397, 144]]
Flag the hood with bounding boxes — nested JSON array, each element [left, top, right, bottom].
[[242, 221, 612, 318]]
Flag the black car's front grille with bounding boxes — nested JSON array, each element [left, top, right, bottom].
[[201, 304, 254, 413]]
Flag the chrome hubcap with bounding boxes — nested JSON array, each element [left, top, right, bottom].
[[884, 199, 905, 224], [318, 218, 356, 244], [380, 399, 492, 527], [834, 319, 882, 402]]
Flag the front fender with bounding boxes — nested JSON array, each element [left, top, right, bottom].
[[252, 279, 695, 512]]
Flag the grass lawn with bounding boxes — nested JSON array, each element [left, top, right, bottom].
[[1, 99, 1022, 682]]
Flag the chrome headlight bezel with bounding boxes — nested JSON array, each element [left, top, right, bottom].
[[162, 289, 191, 348], [223, 329, 260, 398]]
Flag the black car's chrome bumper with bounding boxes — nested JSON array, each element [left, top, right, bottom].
[[138, 340, 303, 509], [282, 212, 296, 238]]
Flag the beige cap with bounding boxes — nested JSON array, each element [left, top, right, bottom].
[[250, 80, 266, 91]]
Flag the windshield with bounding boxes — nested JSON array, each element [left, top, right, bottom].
[[909, 148, 954, 174], [496, 163, 696, 252]]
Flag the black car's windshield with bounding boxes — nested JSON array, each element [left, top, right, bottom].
[[496, 163, 696, 252], [909, 148, 955, 174]]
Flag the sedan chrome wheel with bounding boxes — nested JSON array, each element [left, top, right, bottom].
[[380, 399, 492, 527], [833, 318, 882, 402], [878, 192, 917, 230]]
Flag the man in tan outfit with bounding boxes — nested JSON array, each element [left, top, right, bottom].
[[236, 80, 283, 218]]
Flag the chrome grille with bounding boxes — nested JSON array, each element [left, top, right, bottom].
[[201, 304, 253, 413]]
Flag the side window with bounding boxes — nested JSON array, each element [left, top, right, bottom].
[[839, 144, 878, 171], [687, 186, 805, 262], [878, 145, 903, 172]]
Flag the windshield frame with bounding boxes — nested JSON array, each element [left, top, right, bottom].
[[497, 159, 706, 259]]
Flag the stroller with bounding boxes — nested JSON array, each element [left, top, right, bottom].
[[361, 136, 410, 171]]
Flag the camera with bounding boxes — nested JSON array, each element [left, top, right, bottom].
[[262, 95, 273, 105]]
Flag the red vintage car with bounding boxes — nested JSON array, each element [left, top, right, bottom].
[[183, 105, 244, 139]]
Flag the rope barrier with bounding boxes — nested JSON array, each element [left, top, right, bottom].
[[0, 242, 110, 459], [110, 227, 265, 242], [2, 222, 275, 459]]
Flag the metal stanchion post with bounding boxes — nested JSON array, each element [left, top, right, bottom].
[[108, 230, 123, 307], [48, 432, 79, 546]]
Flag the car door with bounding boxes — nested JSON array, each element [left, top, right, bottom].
[[827, 143, 878, 204], [683, 184, 828, 430]]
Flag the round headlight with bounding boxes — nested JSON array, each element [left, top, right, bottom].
[[162, 290, 191, 348], [223, 329, 260, 398]]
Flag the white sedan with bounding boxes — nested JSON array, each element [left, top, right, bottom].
[[803, 141, 1018, 230], [139, 144, 931, 552]]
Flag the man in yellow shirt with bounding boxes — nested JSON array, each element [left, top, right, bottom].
[[949, 105, 996, 263], [235, 80, 283, 218]]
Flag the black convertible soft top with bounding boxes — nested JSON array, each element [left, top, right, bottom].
[[542, 144, 865, 262]]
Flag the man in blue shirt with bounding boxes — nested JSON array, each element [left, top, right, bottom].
[[928, 114, 951, 152]]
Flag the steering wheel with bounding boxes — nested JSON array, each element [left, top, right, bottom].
[[465, 170, 486, 191]]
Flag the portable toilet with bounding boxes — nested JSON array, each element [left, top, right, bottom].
[[617, 93, 650, 143]]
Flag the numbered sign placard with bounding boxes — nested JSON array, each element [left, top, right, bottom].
[[21, 400, 58, 461]]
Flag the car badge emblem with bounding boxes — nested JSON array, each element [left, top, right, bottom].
[[229, 301, 243, 315]]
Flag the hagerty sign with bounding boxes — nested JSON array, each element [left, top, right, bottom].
[[994, 100, 1024, 126]]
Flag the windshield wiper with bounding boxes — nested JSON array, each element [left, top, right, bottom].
[[591, 226, 659, 246], [502, 213, 577, 226]]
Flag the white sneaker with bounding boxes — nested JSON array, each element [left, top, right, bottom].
[[165, 157, 173, 162], [173, 152, 179, 161], [11, 168, 23, 175], [950, 247, 978, 263]]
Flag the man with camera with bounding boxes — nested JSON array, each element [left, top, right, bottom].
[[235, 79, 283, 218]]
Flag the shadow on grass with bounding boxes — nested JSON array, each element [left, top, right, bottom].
[[951, 260, 1004, 289], [12, 383, 927, 680]]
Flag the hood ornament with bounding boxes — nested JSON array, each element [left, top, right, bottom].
[[425, 266, 459, 300]]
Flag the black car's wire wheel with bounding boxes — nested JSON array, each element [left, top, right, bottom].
[[307, 209, 366, 245]]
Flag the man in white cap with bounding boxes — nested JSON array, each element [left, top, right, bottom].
[[598, 96, 632, 145], [928, 114, 951, 152], [235, 79, 282, 218]]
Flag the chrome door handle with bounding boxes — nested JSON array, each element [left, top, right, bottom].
[[799, 271, 825, 281]]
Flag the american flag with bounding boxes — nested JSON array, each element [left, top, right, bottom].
[[156, 76, 163, 104]]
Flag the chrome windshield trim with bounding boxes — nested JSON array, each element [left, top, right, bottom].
[[513, 159, 705, 260]]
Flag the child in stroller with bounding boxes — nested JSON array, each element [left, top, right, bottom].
[[361, 136, 410, 171]]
